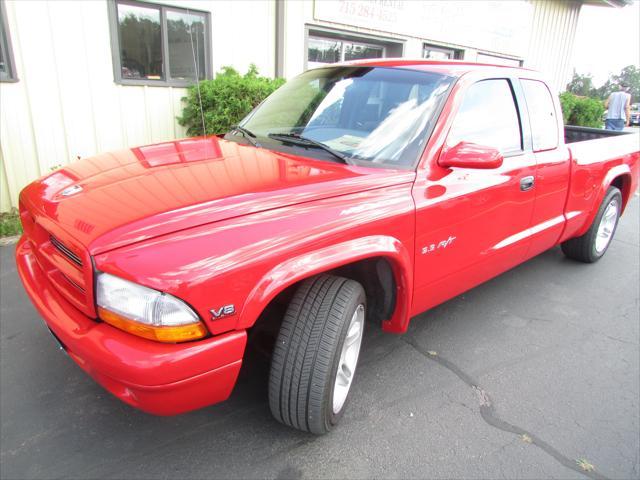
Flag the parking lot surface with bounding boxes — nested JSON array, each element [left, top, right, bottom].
[[1, 198, 638, 480]]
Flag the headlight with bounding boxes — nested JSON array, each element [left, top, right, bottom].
[[96, 273, 207, 343]]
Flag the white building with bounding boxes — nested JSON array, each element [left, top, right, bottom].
[[0, 0, 628, 211]]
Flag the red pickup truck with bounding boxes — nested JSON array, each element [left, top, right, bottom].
[[16, 60, 639, 434]]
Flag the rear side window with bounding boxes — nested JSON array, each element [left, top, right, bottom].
[[447, 79, 522, 154], [521, 79, 558, 151]]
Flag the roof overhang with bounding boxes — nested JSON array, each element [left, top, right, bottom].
[[581, 0, 633, 7]]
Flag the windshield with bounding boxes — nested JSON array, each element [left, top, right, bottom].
[[238, 66, 455, 168]]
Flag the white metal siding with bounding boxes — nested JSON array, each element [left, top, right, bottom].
[[525, 0, 582, 92], [0, 0, 274, 212]]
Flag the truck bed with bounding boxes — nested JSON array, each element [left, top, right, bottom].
[[565, 126, 639, 161], [562, 124, 639, 244], [565, 125, 632, 144]]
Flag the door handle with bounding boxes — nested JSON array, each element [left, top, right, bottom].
[[520, 176, 535, 191]]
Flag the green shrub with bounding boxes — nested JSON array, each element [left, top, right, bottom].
[[0, 209, 22, 237], [559, 92, 577, 124], [571, 96, 605, 128], [178, 65, 285, 136], [559, 92, 604, 128]]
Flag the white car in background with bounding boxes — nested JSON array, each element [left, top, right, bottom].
[[630, 103, 639, 126]]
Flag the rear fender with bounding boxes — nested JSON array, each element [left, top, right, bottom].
[[238, 235, 413, 334], [575, 164, 631, 237]]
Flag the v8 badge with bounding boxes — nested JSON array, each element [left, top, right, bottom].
[[210, 304, 235, 319]]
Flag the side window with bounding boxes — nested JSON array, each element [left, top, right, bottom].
[[448, 79, 522, 154], [521, 79, 558, 151]]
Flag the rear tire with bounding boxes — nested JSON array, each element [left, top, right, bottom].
[[268, 274, 366, 434], [561, 186, 622, 263]]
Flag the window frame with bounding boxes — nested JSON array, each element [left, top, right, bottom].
[[108, 0, 212, 87], [0, 0, 18, 83]]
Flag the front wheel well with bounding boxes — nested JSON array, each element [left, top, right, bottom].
[[246, 257, 398, 354], [327, 257, 397, 326]]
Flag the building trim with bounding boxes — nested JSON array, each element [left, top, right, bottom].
[[275, 0, 285, 77], [0, 0, 18, 83], [306, 23, 407, 46]]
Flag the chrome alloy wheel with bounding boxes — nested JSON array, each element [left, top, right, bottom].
[[332, 303, 365, 414], [595, 199, 619, 254]]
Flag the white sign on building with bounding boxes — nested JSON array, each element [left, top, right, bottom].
[[313, 0, 533, 57]]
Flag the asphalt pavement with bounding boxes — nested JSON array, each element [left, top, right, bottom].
[[1, 197, 639, 480]]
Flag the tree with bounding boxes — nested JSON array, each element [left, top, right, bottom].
[[593, 79, 614, 101], [593, 65, 640, 101], [566, 71, 596, 97], [613, 65, 640, 100]]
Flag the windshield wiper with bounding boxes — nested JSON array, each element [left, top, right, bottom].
[[230, 125, 260, 147], [267, 132, 354, 165]]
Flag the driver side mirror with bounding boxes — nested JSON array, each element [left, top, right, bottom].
[[438, 141, 504, 169]]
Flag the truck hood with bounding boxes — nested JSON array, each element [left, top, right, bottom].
[[20, 136, 415, 254]]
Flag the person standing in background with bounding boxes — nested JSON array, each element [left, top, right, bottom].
[[604, 83, 631, 130]]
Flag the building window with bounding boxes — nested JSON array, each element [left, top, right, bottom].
[[0, 1, 17, 82], [308, 37, 341, 66], [477, 52, 522, 67], [307, 35, 384, 69], [109, 0, 211, 86], [422, 43, 462, 61], [343, 42, 384, 61]]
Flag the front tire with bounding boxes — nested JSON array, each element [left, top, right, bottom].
[[561, 186, 622, 263], [268, 274, 366, 434]]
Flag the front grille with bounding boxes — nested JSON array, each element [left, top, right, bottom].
[[61, 272, 86, 293], [50, 235, 83, 267], [20, 202, 95, 317]]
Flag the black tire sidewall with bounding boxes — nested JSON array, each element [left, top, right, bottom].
[[323, 285, 366, 431]]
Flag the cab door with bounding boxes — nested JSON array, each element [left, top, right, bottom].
[[411, 76, 537, 316], [519, 78, 571, 259]]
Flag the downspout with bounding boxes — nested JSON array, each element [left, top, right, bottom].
[[275, 0, 285, 77]]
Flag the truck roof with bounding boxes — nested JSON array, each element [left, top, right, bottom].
[[337, 58, 537, 77]]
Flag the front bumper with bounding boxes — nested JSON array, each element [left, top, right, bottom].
[[16, 237, 247, 415]]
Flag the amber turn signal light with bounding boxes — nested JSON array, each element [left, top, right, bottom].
[[98, 307, 208, 343]]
